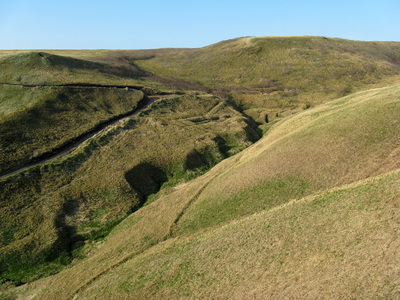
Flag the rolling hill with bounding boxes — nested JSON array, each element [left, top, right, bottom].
[[0, 51, 146, 86], [1, 36, 400, 298], [2, 83, 399, 299], [134, 36, 400, 122]]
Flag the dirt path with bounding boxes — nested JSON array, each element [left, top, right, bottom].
[[0, 93, 175, 179]]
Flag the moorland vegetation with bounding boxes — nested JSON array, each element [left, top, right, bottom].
[[0, 36, 399, 299]]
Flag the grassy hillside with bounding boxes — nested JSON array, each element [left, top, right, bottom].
[[71, 168, 400, 299], [0, 92, 258, 286], [0, 49, 260, 286], [1, 37, 400, 298], [0, 50, 111, 60], [4, 84, 399, 299], [134, 36, 400, 121], [0, 85, 144, 174], [0, 49, 221, 175], [0, 51, 146, 86], [175, 84, 400, 235], [0, 50, 205, 92]]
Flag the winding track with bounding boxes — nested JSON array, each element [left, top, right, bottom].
[[0, 84, 175, 179]]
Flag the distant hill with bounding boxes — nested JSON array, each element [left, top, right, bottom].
[[0, 51, 146, 85], [134, 36, 400, 121]]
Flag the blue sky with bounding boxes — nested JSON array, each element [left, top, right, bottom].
[[0, 0, 399, 49]]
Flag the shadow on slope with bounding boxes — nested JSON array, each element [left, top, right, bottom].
[[0, 93, 259, 288], [175, 84, 400, 234], [0, 86, 144, 175], [125, 163, 168, 204]]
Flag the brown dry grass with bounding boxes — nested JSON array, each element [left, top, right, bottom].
[[77, 168, 400, 299], [175, 85, 400, 234]]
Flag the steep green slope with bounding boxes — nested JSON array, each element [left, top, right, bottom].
[[135, 36, 400, 121], [5, 84, 399, 299], [0, 85, 144, 174]]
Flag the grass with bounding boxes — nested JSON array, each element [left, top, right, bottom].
[[0, 51, 145, 86], [174, 84, 400, 235], [3, 83, 400, 299], [134, 36, 400, 122], [176, 175, 311, 233], [0, 85, 144, 174], [1, 37, 400, 298], [5, 37, 400, 123], [0, 50, 112, 60], [0, 93, 259, 285], [0, 85, 51, 117], [0, 50, 204, 92], [78, 169, 400, 299]]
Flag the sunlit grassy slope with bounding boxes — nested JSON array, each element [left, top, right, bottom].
[[75, 169, 400, 299], [135, 36, 400, 121], [175, 85, 400, 234], [6, 84, 399, 299]]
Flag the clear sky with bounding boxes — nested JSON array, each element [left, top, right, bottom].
[[0, 0, 399, 49]]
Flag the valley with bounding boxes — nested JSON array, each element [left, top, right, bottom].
[[1, 36, 400, 299]]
